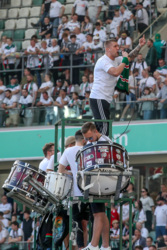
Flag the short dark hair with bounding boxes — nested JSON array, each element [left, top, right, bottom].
[[75, 130, 84, 141], [133, 68, 139, 74], [70, 34, 76, 39], [5, 89, 12, 94], [81, 122, 96, 134], [105, 38, 117, 48], [148, 38, 153, 44], [135, 246, 143, 250], [12, 221, 19, 227], [0, 211, 4, 216], [42, 143, 54, 157], [73, 92, 79, 97]]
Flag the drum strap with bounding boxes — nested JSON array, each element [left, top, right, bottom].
[[80, 171, 101, 196]]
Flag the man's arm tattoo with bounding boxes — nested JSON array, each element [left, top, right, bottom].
[[129, 44, 141, 59]]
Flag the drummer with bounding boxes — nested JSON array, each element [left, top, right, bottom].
[[39, 143, 55, 172], [46, 136, 76, 172], [81, 122, 112, 250], [58, 130, 89, 250]]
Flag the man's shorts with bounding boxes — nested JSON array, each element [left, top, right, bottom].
[[156, 226, 167, 238], [90, 203, 105, 214]]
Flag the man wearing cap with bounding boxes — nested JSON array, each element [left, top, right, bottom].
[[46, 136, 75, 171], [90, 36, 146, 135], [153, 197, 167, 241], [6, 76, 21, 102], [58, 130, 88, 250]]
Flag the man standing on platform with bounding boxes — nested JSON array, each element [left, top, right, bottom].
[[89, 36, 146, 135], [58, 130, 88, 250], [81, 122, 112, 250]]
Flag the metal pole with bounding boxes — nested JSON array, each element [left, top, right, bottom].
[[33, 212, 37, 250], [69, 198, 73, 250], [61, 118, 65, 154], [129, 199, 133, 250], [54, 120, 58, 171]]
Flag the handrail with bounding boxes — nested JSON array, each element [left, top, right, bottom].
[[133, 9, 167, 45]]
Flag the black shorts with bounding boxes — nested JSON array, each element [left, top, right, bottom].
[[90, 203, 105, 214], [72, 202, 89, 221]]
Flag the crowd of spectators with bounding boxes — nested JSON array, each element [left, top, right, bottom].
[[0, 0, 167, 127], [0, 182, 167, 249]]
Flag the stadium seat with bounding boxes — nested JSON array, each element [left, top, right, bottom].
[[5, 20, 16, 30], [22, 40, 30, 50], [32, 0, 43, 6], [30, 7, 41, 17], [2, 30, 13, 39], [28, 18, 39, 28], [8, 8, 19, 18], [11, 0, 21, 7], [14, 30, 25, 40], [64, 4, 73, 15], [22, 0, 33, 7], [0, 9, 7, 19], [14, 41, 22, 51], [0, 20, 5, 30], [16, 19, 27, 29], [18, 8, 30, 18], [25, 29, 37, 39]]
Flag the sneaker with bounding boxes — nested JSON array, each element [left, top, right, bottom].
[[100, 247, 111, 250], [83, 243, 100, 250]]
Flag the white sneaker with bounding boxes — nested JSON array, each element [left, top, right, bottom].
[[100, 246, 111, 250], [83, 243, 100, 250]]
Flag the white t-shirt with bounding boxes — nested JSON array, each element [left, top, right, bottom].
[[82, 41, 93, 50], [23, 82, 38, 103], [76, 33, 86, 47], [122, 9, 134, 27], [138, 209, 147, 223], [49, 1, 62, 18], [0, 228, 8, 244], [3, 44, 16, 64], [40, 95, 53, 104], [90, 54, 122, 103], [136, 8, 148, 25], [19, 94, 33, 105], [73, 0, 88, 16], [156, 67, 167, 75], [48, 45, 60, 61], [110, 19, 120, 37], [0, 85, 6, 102], [56, 95, 70, 105], [46, 152, 62, 171], [3, 96, 18, 115], [9, 228, 23, 238], [6, 84, 21, 101], [118, 37, 132, 50], [131, 61, 148, 80], [117, 204, 134, 221], [129, 75, 137, 95], [0, 203, 12, 219], [88, 0, 101, 21], [141, 227, 149, 238], [109, 0, 119, 5], [154, 204, 167, 226], [0, 218, 9, 228], [93, 29, 107, 42], [139, 76, 156, 90], [39, 158, 50, 172], [140, 196, 154, 212], [143, 0, 151, 8], [27, 45, 39, 67], [66, 20, 80, 32], [59, 145, 83, 196], [40, 81, 53, 97]]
